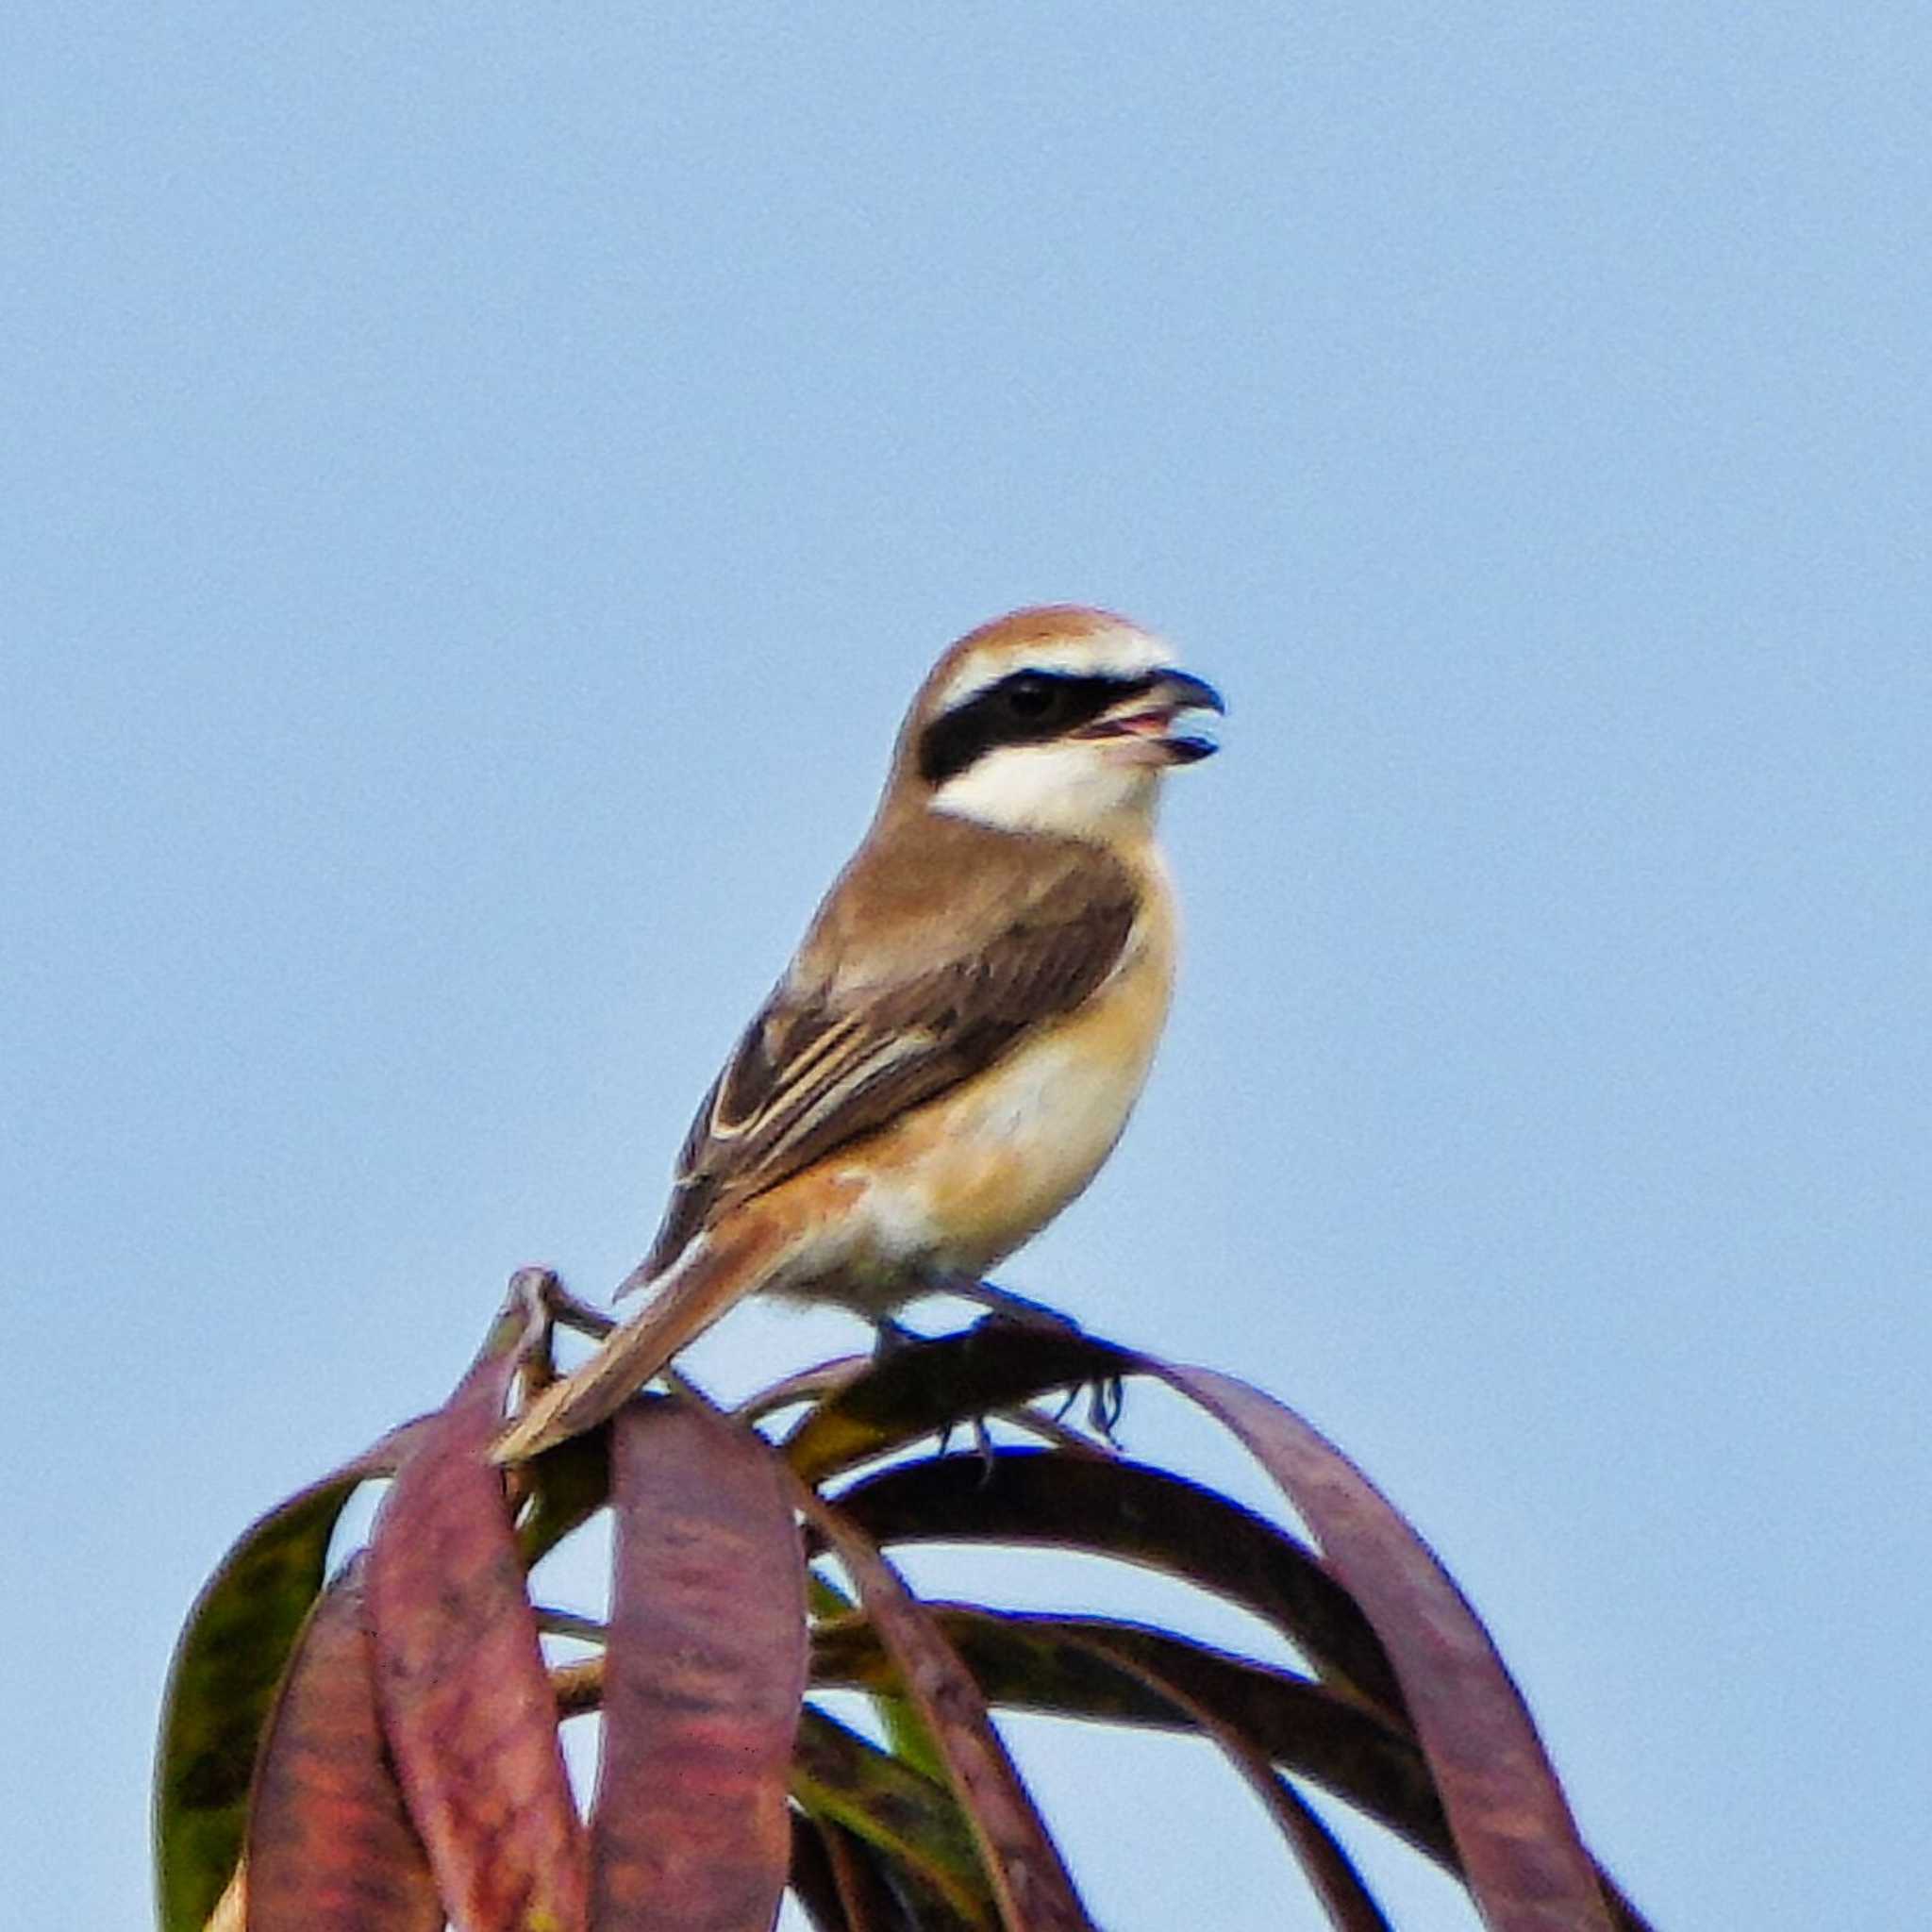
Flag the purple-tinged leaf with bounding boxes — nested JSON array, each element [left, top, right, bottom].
[[591, 1399, 808, 1931], [1141, 1362, 1620, 1932], [244, 1564, 441, 1932], [366, 1279, 587, 1932]]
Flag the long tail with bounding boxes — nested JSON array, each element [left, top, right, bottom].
[[491, 1205, 810, 1463]]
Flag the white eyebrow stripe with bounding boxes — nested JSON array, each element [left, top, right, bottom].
[[936, 626, 1178, 714]]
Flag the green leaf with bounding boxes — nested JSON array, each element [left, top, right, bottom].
[[791, 1706, 996, 1928], [153, 1418, 429, 1932]]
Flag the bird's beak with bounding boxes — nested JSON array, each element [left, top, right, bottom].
[[1079, 668, 1226, 766]]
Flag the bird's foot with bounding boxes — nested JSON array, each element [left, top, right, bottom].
[[930, 1273, 1125, 1449]]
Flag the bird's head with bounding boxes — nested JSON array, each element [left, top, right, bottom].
[[888, 606, 1224, 841]]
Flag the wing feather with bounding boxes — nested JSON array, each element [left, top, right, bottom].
[[636, 844, 1140, 1279]]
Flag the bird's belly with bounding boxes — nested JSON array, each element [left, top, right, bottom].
[[826, 955, 1171, 1302]]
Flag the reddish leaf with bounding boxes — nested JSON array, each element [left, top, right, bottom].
[[799, 1491, 1097, 1932], [156, 1415, 433, 1932], [244, 1563, 441, 1932], [366, 1282, 587, 1932], [1145, 1361, 1618, 1932], [591, 1399, 808, 1930]]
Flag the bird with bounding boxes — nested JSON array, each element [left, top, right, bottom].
[[496, 604, 1223, 1460]]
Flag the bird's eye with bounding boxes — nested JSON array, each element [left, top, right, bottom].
[[1004, 675, 1058, 718]]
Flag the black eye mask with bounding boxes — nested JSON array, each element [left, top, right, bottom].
[[917, 671, 1159, 787]]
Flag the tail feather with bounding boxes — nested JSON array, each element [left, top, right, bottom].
[[491, 1209, 804, 1462]]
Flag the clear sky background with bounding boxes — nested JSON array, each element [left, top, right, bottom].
[[5, 7, 1926, 1928]]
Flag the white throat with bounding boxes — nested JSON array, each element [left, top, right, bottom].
[[928, 739, 1162, 840]]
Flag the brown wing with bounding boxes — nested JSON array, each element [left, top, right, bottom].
[[637, 847, 1141, 1279]]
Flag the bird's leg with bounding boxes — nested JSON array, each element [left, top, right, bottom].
[[928, 1272, 1125, 1449], [863, 1308, 991, 1461], [869, 1314, 925, 1360]]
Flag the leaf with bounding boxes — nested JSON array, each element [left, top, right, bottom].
[[366, 1280, 587, 1932], [243, 1562, 442, 1932], [591, 1398, 808, 1931], [812, 1608, 1456, 1873], [784, 1326, 1130, 1483], [791, 1706, 997, 1928], [1079, 1626, 1394, 1932], [791, 1813, 974, 1932], [789, 1813, 854, 1932], [1241, 1774, 1393, 1932], [154, 1415, 431, 1932], [831, 1448, 1404, 1722], [799, 1489, 1098, 1932], [809, 1568, 949, 1789], [1141, 1362, 1621, 1932], [516, 1425, 612, 1569], [740, 1356, 874, 1424]]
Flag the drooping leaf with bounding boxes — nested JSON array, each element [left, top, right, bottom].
[[1241, 1774, 1393, 1932], [791, 1704, 997, 1928], [799, 1490, 1098, 1932], [243, 1563, 441, 1932], [516, 1424, 612, 1569], [154, 1416, 431, 1932], [789, 1813, 854, 1932], [784, 1326, 1130, 1484], [591, 1398, 808, 1931], [812, 1607, 1455, 1873], [809, 1568, 949, 1788], [366, 1280, 587, 1932], [831, 1448, 1404, 1722], [1141, 1362, 1622, 1932], [1081, 1624, 1394, 1932], [741, 1356, 874, 1424], [791, 1811, 975, 1932]]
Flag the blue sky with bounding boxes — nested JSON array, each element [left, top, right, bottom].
[[5, 7, 1926, 1927]]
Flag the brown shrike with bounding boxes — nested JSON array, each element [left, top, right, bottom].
[[499, 605, 1222, 1459]]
